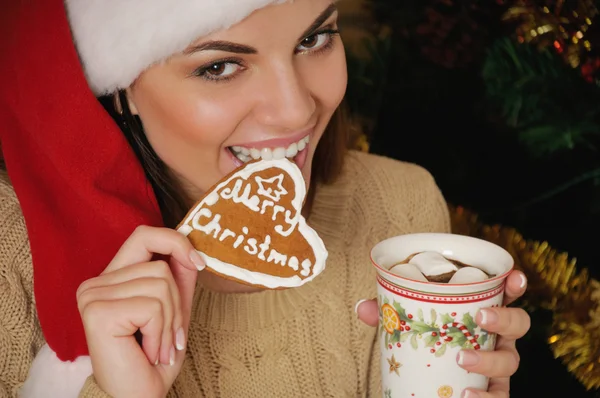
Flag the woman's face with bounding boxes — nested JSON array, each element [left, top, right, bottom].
[[127, 0, 347, 201]]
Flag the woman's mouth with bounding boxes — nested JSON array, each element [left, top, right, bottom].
[[228, 135, 310, 164]]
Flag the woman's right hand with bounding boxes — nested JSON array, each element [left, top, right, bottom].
[[76, 226, 205, 398]]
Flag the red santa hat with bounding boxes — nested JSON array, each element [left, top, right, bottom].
[[0, 0, 286, 396]]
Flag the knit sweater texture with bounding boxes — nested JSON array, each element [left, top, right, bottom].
[[0, 151, 450, 397]]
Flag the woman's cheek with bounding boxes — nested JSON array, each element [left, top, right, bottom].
[[327, 50, 349, 107], [309, 51, 348, 112], [161, 97, 237, 146]]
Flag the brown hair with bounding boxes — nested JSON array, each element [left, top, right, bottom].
[[106, 90, 352, 228]]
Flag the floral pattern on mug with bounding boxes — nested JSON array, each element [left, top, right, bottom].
[[378, 295, 496, 356]]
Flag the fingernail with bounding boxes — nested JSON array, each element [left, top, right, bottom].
[[478, 308, 498, 326], [175, 327, 186, 351], [169, 346, 176, 366], [457, 350, 480, 366], [354, 299, 369, 315], [462, 390, 480, 398], [154, 357, 160, 366], [519, 273, 527, 289], [189, 250, 205, 270]]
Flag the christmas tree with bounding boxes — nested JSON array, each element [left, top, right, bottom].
[[344, 0, 600, 227]]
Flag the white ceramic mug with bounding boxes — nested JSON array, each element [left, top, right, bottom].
[[370, 233, 514, 398]]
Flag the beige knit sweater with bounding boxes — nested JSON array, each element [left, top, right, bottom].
[[0, 151, 450, 397]]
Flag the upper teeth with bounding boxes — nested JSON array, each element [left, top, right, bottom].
[[231, 136, 309, 163]]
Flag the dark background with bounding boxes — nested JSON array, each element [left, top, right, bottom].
[[341, 0, 600, 397]]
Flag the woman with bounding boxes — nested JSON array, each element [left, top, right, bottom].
[[0, 0, 530, 397]]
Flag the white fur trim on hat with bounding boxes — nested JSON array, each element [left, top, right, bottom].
[[64, 0, 286, 96], [19, 344, 92, 398]]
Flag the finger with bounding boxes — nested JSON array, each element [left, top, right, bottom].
[[78, 260, 178, 292], [462, 388, 508, 398], [494, 333, 518, 354], [503, 270, 527, 306], [463, 377, 510, 398], [355, 299, 378, 327], [106, 225, 205, 273], [77, 260, 183, 338], [169, 256, 199, 350], [78, 258, 194, 354], [456, 345, 519, 378], [80, 297, 164, 366], [488, 376, 510, 395], [77, 277, 175, 365], [476, 307, 530, 340]]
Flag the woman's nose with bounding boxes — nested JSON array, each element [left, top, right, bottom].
[[253, 64, 316, 132]]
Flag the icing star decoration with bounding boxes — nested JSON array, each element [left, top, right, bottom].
[[255, 174, 288, 202], [387, 354, 402, 376]]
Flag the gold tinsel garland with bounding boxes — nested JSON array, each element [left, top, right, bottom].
[[450, 205, 600, 390]]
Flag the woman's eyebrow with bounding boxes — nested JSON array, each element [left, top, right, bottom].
[[298, 3, 338, 40], [184, 41, 257, 55], [184, 3, 338, 56]]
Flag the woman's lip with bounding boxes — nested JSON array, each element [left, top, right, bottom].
[[226, 146, 244, 168], [294, 144, 309, 169], [229, 128, 314, 150]]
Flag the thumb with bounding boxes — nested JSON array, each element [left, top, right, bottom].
[[356, 299, 379, 327], [170, 251, 204, 329]]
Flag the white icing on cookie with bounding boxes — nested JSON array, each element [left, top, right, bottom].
[[177, 159, 328, 289]]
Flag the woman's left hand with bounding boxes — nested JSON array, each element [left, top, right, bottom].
[[356, 270, 531, 398]]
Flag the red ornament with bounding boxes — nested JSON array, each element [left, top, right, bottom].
[[405, 326, 411, 331], [451, 312, 457, 316], [581, 57, 600, 84], [408, 314, 414, 319], [430, 349, 436, 353]]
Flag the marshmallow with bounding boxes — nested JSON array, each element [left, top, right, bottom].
[[408, 251, 457, 276], [389, 263, 429, 282], [448, 267, 489, 284]]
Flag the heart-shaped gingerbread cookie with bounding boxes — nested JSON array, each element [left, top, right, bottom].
[[177, 158, 328, 289]]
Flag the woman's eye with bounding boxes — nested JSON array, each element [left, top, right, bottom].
[[192, 61, 243, 81], [204, 62, 240, 78], [297, 32, 330, 52]]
